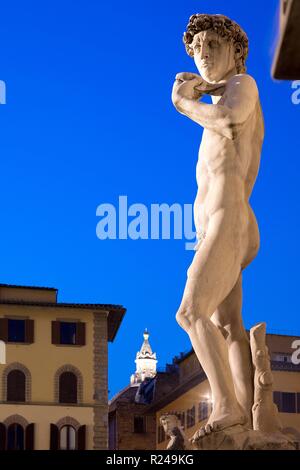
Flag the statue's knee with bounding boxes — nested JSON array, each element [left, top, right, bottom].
[[176, 306, 194, 331], [176, 304, 208, 331], [176, 308, 187, 330]]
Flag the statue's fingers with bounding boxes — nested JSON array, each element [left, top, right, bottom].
[[204, 424, 212, 434], [172, 80, 181, 91]]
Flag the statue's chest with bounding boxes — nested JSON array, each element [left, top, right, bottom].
[[200, 130, 234, 167]]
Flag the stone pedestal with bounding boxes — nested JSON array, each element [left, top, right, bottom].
[[191, 425, 296, 450]]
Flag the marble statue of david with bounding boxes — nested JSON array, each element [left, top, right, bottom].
[[172, 14, 264, 438]]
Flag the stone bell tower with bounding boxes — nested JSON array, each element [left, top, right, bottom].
[[130, 329, 157, 385]]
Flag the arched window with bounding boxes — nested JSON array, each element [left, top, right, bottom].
[[7, 370, 25, 402], [59, 372, 77, 404], [50, 418, 85, 450], [7, 424, 24, 450], [54, 365, 83, 404], [60, 425, 76, 450]]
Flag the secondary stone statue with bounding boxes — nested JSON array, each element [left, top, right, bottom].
[[160, 414, 189, 450], [172, 14, 288, 448]]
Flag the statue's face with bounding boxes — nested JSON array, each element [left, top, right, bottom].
[[161, 415, 177, 432], [191, 30, 236, 83]]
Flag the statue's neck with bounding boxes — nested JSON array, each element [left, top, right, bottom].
[[223, 65, 238, 81], [209, 66, 238, 86], [210, 66, 237, 104]]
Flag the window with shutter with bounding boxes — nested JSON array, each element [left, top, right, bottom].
[[59, 372, 78, 404], [75, 323, 86, 346], [0, 423, 6, 451], [0, 340, 5, 365], [60, 425, 76, 450], [0, 318, 8, 342], [274, 391, 296, 413], [273, 391, 281, 410], [52, 321, 86, 346], [282, 392, 296, 413], [50, 424, 59, 450], [179, 412, 185, 429], [8, 319, 25, 343], [198, 401, 209, 422], [25, 320, 34, 343], [25, 423, 35, 450], [7, 424, 24, 450], [7, 370, 26, 402], [187, 406, 195, 428], [52, 321, 61, 345], [0, 319, 34, 344], [77, 425, 86, 450], [60, 322, 77, 345], [133, 416, 145, 434]]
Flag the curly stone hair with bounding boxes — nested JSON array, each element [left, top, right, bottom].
[[183, 14, 249, 74]]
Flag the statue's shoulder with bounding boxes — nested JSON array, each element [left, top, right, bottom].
[[227, 73, 259, 97]]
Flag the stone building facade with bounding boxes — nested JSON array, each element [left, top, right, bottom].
[[0, 283, 125, 450]]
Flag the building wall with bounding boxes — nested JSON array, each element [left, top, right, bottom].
[[0, 404, 94, 450], [114, 403, 156, 450], [155, 370, 300, 449], [108, 371, 181, 451], [93, 312, 109, 450], [0, 305, 95, 403], [267, 334, 299, 355], [179, 354, 202, 384], [273, 370, 300, 429], [0, 303, 110, 449], [0, 286, 57, 303]]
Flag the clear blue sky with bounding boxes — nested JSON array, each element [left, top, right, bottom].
[[0, 0, 299, 397]]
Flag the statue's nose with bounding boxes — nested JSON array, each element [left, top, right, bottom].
[[200, 47, 209, 61]]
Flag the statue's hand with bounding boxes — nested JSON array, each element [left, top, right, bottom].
[[172, 72, 203, 108], [194, 80, 226, 96]]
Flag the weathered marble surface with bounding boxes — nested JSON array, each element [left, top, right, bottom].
[[191, 425, 296, 451], [168, 13, 295, 450], [250, 323, 282, 433], [173, 12, 264, 437]]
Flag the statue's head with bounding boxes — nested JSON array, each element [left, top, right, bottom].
[[183, 14, 249, 83], [160, 413, 180, 434]]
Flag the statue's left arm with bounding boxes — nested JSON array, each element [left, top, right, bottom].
[[172, 74, 258, 140]]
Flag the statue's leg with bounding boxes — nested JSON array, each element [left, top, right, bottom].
[[176, 213, 247, 433], [211, 273, 254, 427]]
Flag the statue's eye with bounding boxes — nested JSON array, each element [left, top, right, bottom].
[[209, 40, 219, 48], [194, 44, 201, 53]]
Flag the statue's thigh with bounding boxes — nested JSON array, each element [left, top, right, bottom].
[[185, 236, 241, 317]]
